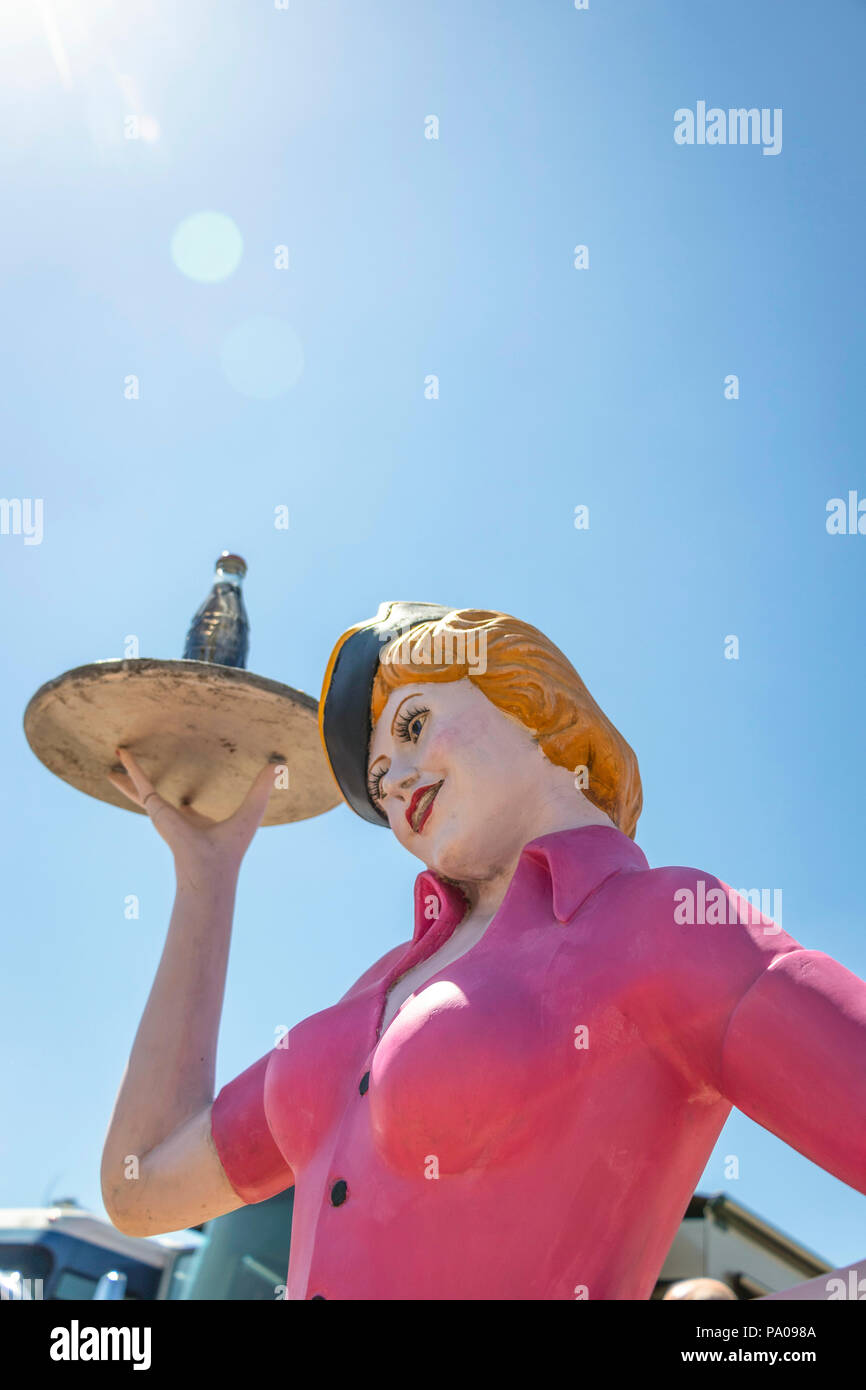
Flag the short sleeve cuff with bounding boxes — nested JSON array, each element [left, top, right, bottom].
[[211, 1052, 295, 1204]]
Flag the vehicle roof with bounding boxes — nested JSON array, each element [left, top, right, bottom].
[[0, 1208, 203, 1266]]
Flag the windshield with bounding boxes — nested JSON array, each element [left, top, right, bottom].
[[0, 1238, 52, 1299]]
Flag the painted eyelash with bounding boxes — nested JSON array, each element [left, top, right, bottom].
[[393, 703, 429, 742], [367, 768, 386, 803], [367, 704, 429, 803]]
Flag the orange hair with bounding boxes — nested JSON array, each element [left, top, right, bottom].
[[370, 608, 642, 839]]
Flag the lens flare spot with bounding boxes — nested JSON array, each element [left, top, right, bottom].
[[171, 211, 243, 283]]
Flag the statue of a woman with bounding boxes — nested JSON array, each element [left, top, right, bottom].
[[101, 603, 866, 1299]]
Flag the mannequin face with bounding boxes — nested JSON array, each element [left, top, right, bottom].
[[367, 676, 601, 886]]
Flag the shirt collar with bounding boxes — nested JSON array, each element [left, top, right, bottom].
[[412, 824, 649, 941]]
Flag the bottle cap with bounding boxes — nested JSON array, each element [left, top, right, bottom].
[[216, 552, 247, 578]]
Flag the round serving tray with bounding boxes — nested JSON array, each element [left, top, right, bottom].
[[23, 658, 342, 826]]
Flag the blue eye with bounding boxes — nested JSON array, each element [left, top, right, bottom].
[[394, 705, 428, 742], [368, 704, 429, 804]]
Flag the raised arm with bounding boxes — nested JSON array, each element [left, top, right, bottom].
[[100, 748, 285, 1237]]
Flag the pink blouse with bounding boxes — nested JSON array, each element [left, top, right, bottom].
[[211, 826, 866, 1299]]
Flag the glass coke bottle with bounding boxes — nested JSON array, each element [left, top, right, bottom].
[[182, 552, 250, 668]]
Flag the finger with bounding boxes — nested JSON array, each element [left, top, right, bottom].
[[109, 778, 171, 826], [139, 788, 175, 827], [227, 761, 278, 829], [106, 771, 144, 807], [243, 760, 279, 811], [114, 747, 155, 802], [110, 758, 172, 823]]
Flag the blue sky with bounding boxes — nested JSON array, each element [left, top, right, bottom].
[[2, 0, 865, 1270]]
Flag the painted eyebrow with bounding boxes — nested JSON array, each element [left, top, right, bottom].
[[368, 692, 425, 772]]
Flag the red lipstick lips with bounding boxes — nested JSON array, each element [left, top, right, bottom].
[[406, 781, 443, 834]]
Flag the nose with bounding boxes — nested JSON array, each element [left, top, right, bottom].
[[380, 759, 418, 801]]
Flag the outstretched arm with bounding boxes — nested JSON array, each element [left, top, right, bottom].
[[719, 947, 866, 1195]]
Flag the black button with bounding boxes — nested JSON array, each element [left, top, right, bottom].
[[359, 1071, 370, 1095], [311, 1294, 327, 1300], [330, 1179, 348, 1206]]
